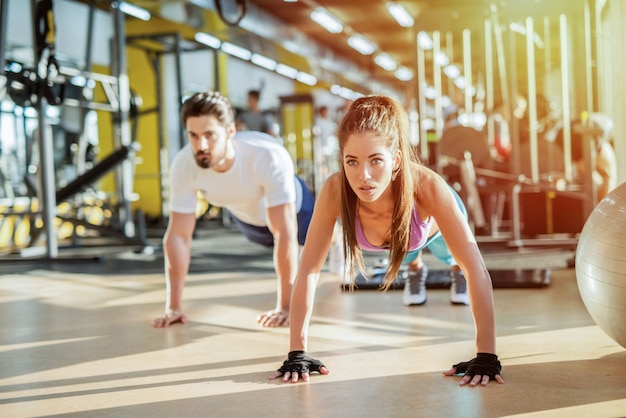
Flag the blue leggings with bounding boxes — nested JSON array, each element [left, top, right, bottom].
[[230, 176, 314, 248], [403, 187, 468, 266]]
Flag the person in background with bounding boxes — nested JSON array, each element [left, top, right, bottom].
[[236, 90, 276, 137]]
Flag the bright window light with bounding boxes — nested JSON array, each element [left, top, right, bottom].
[[251, 53, 277, 71], [347, 34, 376, 55], [118, 2, 151, 21], [386, 3, 414, 27], [195, 32, 221, 49], [311, 8, 343, 34], [276, 64, 299, 79], [221, 42, 252, 60], [374, 53, 397, 71], [395, 66, 413, 81], [331, 84, 363, 100], [297, 72, 317, 86], [417, 31, 433, 50]]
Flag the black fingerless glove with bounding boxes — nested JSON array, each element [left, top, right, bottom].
[[277, 351, 325, 375], [453, 353, 502, 379]]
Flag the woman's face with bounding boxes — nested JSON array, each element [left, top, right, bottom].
[[343, 132, 399, 203]]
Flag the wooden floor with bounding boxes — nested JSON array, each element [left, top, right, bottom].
[[1, 227, 625, 418]]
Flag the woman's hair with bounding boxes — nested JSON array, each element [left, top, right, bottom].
[[180, 91, 235, 128], [337, 95, 420, 290]]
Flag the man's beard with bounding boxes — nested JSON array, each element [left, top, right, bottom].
[[195, 151, 211, 169]]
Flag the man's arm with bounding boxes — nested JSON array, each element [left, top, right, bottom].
[[152, 211, 197, 328], [257, 202, 299, 327]]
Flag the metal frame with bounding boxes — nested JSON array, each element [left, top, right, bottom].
[[125, 31, 220, 221], [1, 0, 144, 258]]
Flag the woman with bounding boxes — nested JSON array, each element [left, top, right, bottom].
[[269, 95, 503, 386]]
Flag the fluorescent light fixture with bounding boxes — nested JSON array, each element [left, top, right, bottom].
[[386, 2, 414, 27], [443, 64, 461, 79], [330, 85, 364, 101], [276, 63, 299, 79], [374, 53, 397, 71], [195, 32, 221, 49], [251, 53, 277, 70], [395, 66, 413, 81], [347, 34, 376, 55], [417, 31, 433, 50], [296, 71, 317, 86], [118, 1, 151, 21], [311, 8, 343, 34], [221, 42, 252, 60]]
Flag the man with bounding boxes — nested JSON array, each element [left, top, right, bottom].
[[236, 90, 276, 136], [152, 91, 313, 328]]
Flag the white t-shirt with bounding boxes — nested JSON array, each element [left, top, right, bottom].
[[169, 131, 301, 227]]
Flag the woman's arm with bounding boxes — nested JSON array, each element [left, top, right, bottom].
[[423, 172, 496, 352], [418, 168, 501, 385], [269, 173, 341, 382]]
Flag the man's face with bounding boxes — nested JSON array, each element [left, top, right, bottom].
[[186, 115, 234, 169]]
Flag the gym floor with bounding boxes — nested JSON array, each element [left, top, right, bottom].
[[1, 224, 625, 418]]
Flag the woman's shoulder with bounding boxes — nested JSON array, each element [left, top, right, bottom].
[[412, 163, 450, 203], [320, 172, 342, 196], [411, 163, 443, 187]]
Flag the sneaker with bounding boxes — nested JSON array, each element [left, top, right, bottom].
[[450, 268, 469, 305], [403, 264, 428, 306]]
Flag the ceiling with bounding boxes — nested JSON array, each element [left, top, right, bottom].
[[244, 0, 588, 95]]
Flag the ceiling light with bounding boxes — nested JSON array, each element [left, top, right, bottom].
[[417, 31, 433, 50], [310, 8, 343, 34], [296, 72, 317, 86], [276, 64, 299, 79], [331, 85, 363, 101], [251, 54, 277, 71], [194, 32, 221, 49], [386, 3, 414, 27], [221, 42, 252, 61], [347, 34, 376, 55], [395, 66, 413, 81], [374, 53, 397, 71], [118, 1, 151, 21]]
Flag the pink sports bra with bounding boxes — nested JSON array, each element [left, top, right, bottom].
[[355, 206, 433, 252]]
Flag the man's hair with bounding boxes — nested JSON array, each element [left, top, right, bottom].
[[247, 90, 261, 101], [180, 91, 235, 128]]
